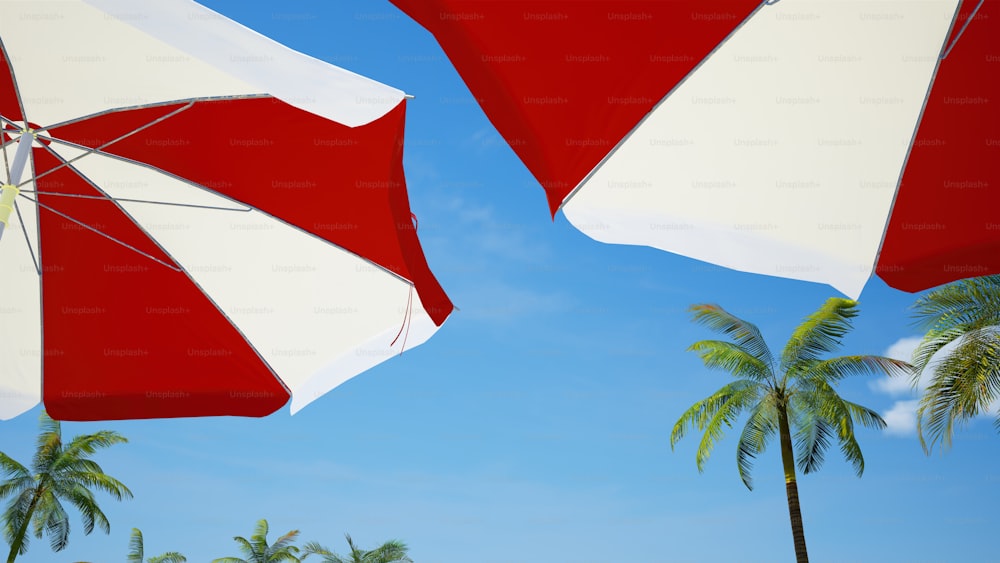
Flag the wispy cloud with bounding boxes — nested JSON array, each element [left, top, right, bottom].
[[440, 195, 551, 264], [445, 195, 494, 224], [872, 336, 922, 436], [882, 399, 919, 436], [870, 336, 922, 396], [465, 127, 510, 153], [456, 281, 572, 322]]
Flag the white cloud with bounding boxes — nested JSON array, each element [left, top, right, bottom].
[[871, 374, 917, 396], [882, 399, 919, 436], [884, 336, 922, 363], [874, 332, 1000, 437], [870, 336, 922, 396], [871, 336, 924, 436]]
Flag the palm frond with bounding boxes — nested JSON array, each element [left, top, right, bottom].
[[53, 456, 105, 477], [781, 297, 858, 372], [36, 412, 61, 445], [689, 304, 774, 369], [806, 355, 912, 384], [366, 540, 412, 563], [268, 551, 301, 563], [252, 519, 269, 550], [736, 396, 779, 490], [4, 489, 33, 549], [688, 340, 773, 381], [916, 380, 960, 454], [232, 535, 256, 559], [838, 399, 887, 431], [670, 379, 760, 449], [0, 473, 33, 502], [269, 529, 301, 554], [912, 327, 970, 375], [792, 411, 834, 475], [0, 452, 30, 483], [911, 275, 1000, 331], [61, 431, 129, 460], [61, 471, 133, 502], [796, 380, 882, 476], [835, 424, 865, 477], [61, 482, 111, 535], [40, 496, 70, 552], [916, 329, 1000, 452], [694, 381, 762, 472], [911, 275, 1000, 384], [301, 541, 333, 558], [344, 533, 361, 561], [33, 414, 62, 474], [936, 330, 1000, 409], [127, 528, 144, 563], [147, 552, 187, 563]]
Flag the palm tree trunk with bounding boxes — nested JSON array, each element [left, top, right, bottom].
[[778, 408, 809, 563], [6, 487, 42, 563]]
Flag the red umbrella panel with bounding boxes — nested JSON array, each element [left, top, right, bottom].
[[0, 0, 453, 421], [389, 0, 999, 297]]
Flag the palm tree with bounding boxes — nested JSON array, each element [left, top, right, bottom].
[[303, 534, 412, 563], [910, 274, 1000, 453], [127, 528, 187, 563], [0, 411, 132, 563], [670, 298, 909, 563], [213, 519, 302, 563]]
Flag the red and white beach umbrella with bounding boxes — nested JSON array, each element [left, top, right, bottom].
[[390, 0, 999, 297], [0, 0, 453, 421]]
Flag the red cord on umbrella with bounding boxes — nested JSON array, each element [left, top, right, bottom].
[[391, 285, 414, 354]]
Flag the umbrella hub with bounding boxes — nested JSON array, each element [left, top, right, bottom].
[[1, 121, 48, 148], [0, 128, 34, 240]]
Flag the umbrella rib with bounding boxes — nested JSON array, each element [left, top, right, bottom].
[[1, 117, 18, 183], [40, 93, 271, 132], [872, 0, 968, 272], [17, 190, 251, 213], [28, 144, 191, 272], [1, 138, 9, 183], [12, 101, 417, 288], [36, 137, 262, 215], [23, 195, 182, 273], [0, 116, 20, 133], [13, 199, 40, 275], [24, 147, 288, 392], [0, 37, 29, 182], [1, 131, 9, 182], [18, 101, 196, 189], [35, 137, 414, 287], [555, 0, 770, 211], [54, 142, 420, 287], [941, 0, 983, 60]]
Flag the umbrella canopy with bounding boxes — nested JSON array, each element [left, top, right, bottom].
[[389, 0, 999, 298], [0, 0, 453, 421]]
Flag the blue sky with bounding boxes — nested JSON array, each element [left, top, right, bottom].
[[3, 2, 998, 562]]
